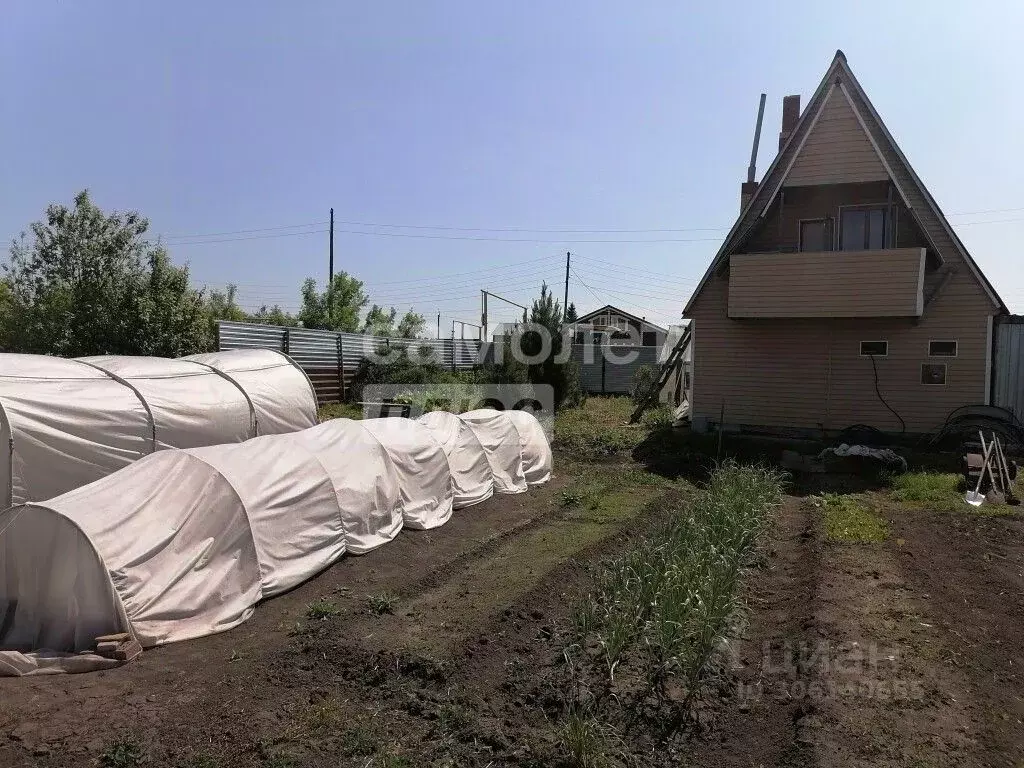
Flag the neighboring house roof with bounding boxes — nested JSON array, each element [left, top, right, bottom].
[[683, 50, 1007, 316], [576, 305, 668, 333]]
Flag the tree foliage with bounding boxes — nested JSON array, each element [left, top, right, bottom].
[[396, 309, 426, 339], [363, 304, 398, 336], [565, 301, 579, 322], [518, 282, 583, 408], [2, 190, 209, 356], [298, 273, 367, 332]]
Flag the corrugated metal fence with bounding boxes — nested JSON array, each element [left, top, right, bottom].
[[994, 316, 1024, 423], [572, 344, 660, 395], [218, 321, 664, 402], [217, 321, 483, 403]]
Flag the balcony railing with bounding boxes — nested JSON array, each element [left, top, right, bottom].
[[727, 248, 926, 318]]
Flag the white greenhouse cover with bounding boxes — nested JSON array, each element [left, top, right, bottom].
[[417, 411, 494, 508], [504, 410, 553, 487], [182, 349, 318, 435], [0, 351, 317, 508], [0, 419, 403, 675], [0, 411, 550, 676], [458, 409, 528, 494], [359, 418, 453, 530]]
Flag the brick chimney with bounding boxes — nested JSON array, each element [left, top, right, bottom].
[[740, 180, 758, 211], [778, 94, 801, 151]]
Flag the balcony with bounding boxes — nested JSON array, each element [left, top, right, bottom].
[[727, 247, 926, 319]]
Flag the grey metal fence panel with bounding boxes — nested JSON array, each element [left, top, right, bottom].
[[217, 321, 482, 404], [571, 344, 660, 395], [994, 318, 1024, 423]]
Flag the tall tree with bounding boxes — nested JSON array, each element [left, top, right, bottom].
[[519, 282, 582, 407], [297, 272, 367, 332], [396, 309, 426, 339], [565, 302, 579, 322], [2, 190, 210, 356]]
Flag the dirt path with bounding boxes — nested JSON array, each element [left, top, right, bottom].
[[807, 498, 1024, 767]]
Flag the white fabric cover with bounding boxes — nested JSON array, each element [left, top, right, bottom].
[[182, 349, 317, 435], [0, 421, 405, 674], [79, 356, 253, 450], [504, 410, 553, 487], [360, 418, 453, 530], [417, 411, 494, 508], [0, 355, 151, 510], [0, 351, 318, 508], [289, 420, 404, 555], [458, 409, 527, 494]]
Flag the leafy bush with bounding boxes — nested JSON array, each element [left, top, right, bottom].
[[631, 364, 659, 408]]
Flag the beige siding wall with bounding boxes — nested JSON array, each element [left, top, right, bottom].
[[689, 269, 992, 434], [728, 249, 924, 318], [786, 88, 889, 186]]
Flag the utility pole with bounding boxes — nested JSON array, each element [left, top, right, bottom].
[[327, 207, 335, 325], [437, 312, 441, 339], [563, 251, 571, 321], [480, 290, 488, 341]]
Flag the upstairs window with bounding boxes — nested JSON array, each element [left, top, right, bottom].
[[840, 207, 886, 250], [928, 340, 958, 357], [799, 219, 828, 252]]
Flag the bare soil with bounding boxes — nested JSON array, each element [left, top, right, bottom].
[[2, 455, 1023, 767]]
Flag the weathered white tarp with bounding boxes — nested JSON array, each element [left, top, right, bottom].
[[417, 411, 494, 508], [360, 418, 453, 530], [0, 420, 402, 674], [0, 410, 550, 676], [182, 349, 317, 435], [458, 410, 527, 494], [0, 351, 318, 508], [505, 410, 552, 487]]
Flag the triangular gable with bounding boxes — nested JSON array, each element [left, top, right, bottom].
[[577, 304, 667, 333], [785, 86, 889, 187], [683, 50, 1006, 316]]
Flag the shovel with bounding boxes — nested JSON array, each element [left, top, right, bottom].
[[965, 432, 995, 506], [995, 436, 1020, 506]]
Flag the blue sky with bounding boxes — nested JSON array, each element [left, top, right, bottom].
[[3, 1, 1023, 334]]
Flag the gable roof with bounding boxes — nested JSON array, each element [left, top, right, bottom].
[[683, 50, 1006, 316], [576, 304, 667, 333]]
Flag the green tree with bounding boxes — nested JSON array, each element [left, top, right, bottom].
[[396, 309, 426, 339], [297, 272, 367, 332], [519, 282, 582, 408], [565, 301, 579, 322], [247, 304, 298, 327], [363, 304, 397, 336], [2, 190, 210, 356], [0, 278, 13, 350]]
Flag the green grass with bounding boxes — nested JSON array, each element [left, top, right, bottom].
[[367, 593, 398, 615], [100, 738, 144, 768], [818, 493, 889, 543], [561, 712, 617, 768], [890, 472, 962, 504], [306, 598, 340, 620], [568, 463, 784, 723], [317, 402, 364, 421], [339, 725, 379, 757], [554, 397, 648, 457]]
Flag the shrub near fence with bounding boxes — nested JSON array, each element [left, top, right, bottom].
[[217, 320, 665, 403]]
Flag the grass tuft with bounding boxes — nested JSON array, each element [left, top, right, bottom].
[[100, 738, 144, 768], [817, 493, 888, 543], [306, 598, 340, 620], [367, 593, 399, 615], [561, 712, 616, 768]]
